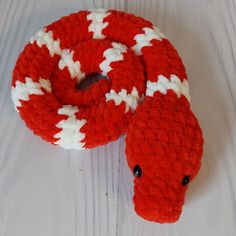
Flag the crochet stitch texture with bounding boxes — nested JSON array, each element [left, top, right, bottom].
[[11, 9, 203, 223]]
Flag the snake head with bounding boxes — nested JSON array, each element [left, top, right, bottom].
[[125, 94, 203, 223]]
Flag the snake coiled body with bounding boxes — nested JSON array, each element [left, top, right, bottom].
[[12, 9, 203, 223]]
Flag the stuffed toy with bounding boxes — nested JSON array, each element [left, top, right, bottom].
[[11, 9, 203, 223]]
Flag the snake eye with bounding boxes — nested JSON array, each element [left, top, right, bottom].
[[133, 165, 142, 177], [182, 175, 190, 186]]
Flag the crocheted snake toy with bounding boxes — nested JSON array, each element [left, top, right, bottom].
[[11, 9, 203, 223]]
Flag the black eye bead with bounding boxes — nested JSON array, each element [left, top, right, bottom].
[[182, 175, 190, 186], [133, 165, 142, 178]]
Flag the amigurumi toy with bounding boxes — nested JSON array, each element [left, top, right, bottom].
[[11, 9, 203, 223]]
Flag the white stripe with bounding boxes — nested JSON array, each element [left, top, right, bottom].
[[11, 77, 51, 110], [58, 49, 85, 83], [146, 75, 190, 102], [31, 29, 86, 83], [30, 29, 62, 57], [54, 105, 87, 150], [99, 42, 127, 76], [105, 87, 141, 112], [131, 27, 165, 55], [87, 9, 110, 39]]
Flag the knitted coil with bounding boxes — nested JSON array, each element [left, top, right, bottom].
[[12, 9, 203, 223]]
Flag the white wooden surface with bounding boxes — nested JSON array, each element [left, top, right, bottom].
[[0, 0, 236, 235]]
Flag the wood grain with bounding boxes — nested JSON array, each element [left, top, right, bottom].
[[0, 0, 235, 235]]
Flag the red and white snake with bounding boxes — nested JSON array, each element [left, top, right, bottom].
[[11, 9, 203, 223]]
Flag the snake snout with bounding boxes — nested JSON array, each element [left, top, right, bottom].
[[133, 181, 185, 223]]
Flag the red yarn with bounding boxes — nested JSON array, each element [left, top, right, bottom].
[[12, 9, 203, 223]]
